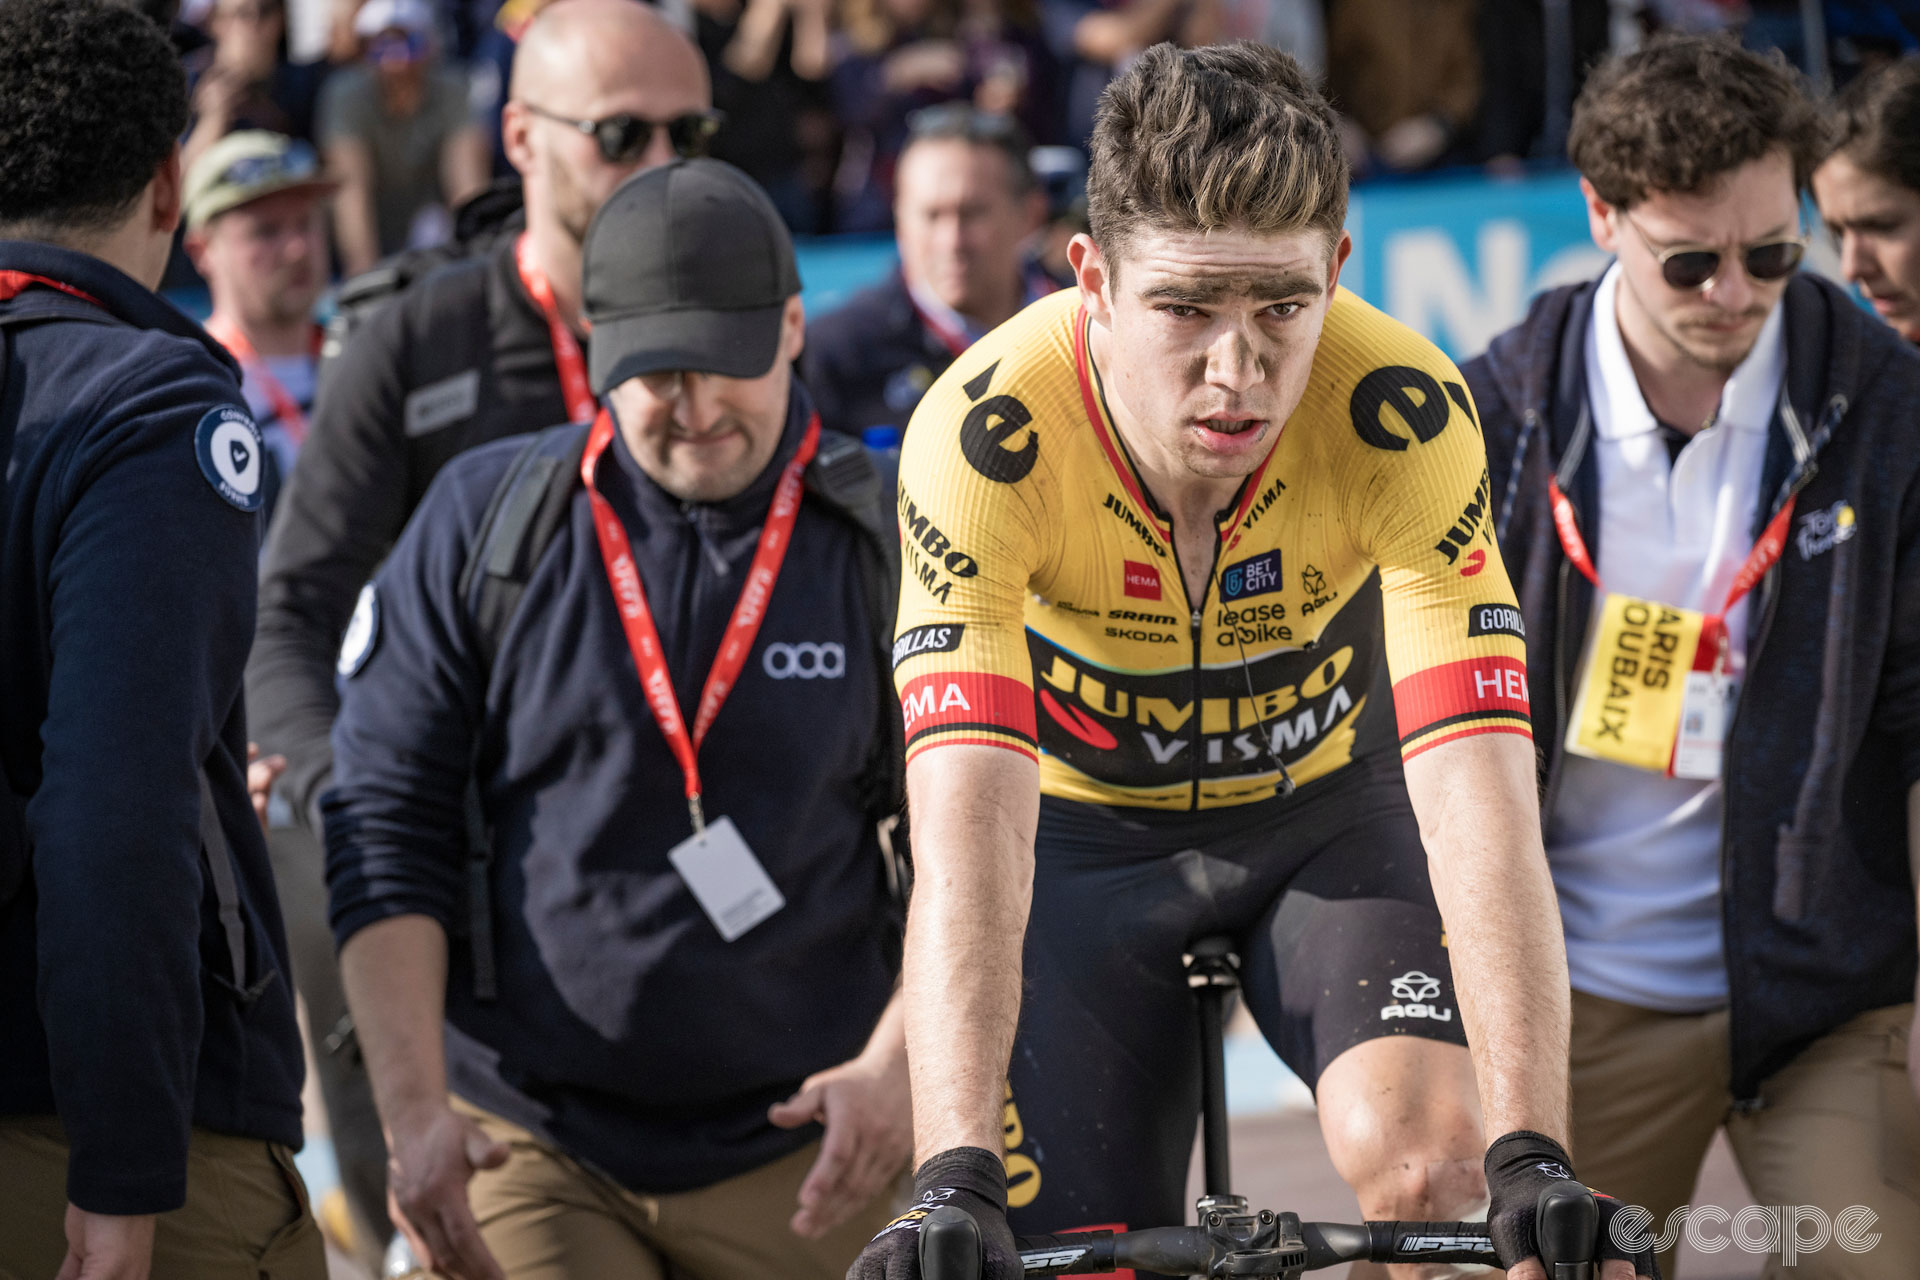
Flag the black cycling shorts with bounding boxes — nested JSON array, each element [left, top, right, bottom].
[[1001, 755, 1465, 1249]]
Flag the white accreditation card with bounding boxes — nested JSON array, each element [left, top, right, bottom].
[[668, 816, 785, 941], [1671, 672, 1738, 781]]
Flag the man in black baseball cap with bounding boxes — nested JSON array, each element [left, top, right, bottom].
[[583, 157, 807, 501], [324, 156, 910, 1278]]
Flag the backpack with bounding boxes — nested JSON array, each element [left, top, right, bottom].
[[321, 177, 526, 357], [450, 423, 905, 1000]]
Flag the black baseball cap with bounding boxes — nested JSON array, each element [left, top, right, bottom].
[[583, 158, 802, 393]]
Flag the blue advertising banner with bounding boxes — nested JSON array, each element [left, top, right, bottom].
[[797, 168, 1843, 361]]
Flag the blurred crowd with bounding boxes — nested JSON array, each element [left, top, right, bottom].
[[151, 0, 1920, 260]]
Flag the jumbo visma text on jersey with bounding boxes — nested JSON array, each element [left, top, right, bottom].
[[892, 288, 1533, 811]]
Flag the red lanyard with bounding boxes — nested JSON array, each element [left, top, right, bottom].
[[908, 289, 972, 359], [580, 406, 820, 831], [204, 316, 316, 445], [1548, 477, 1796, 671], [516, 233, 595, 424], [0, 271, 100, 306]]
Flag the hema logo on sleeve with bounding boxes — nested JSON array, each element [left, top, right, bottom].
[[194, 406, 265, 512]]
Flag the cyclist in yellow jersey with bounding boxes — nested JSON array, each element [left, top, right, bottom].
[[854, 40, 1647, 1280]]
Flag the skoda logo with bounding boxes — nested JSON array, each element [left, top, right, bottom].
[[763, 642, 846, 680]]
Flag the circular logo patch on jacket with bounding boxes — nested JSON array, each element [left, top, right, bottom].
[[194, 405, 265, 511], [338, 583, 379, 677]]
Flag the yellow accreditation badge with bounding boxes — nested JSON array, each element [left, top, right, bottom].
[[1564, 594, 1705, 774]]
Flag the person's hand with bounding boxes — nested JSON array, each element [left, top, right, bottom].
[[246, 743, 286, 835], [385, 1104, 510, 1280], [846, 1147, 1022, 1279], [1484, 1131, 1658, 1280], [1375, 113, 1449, 171], [57, 1206, 155, 1280], [768, 1044, 913, 1237]]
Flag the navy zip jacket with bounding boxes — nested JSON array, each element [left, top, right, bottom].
[[1464, 272, 1920, 1100], [324, 380, 899, 1193], [801, 269, 956, 439], [0, 242, 305, 1213]]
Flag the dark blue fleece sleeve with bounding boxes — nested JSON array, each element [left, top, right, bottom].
[[1878, 463, 1920, 791], [29, 353, 261, 1214], [323, 462, 493, 948]]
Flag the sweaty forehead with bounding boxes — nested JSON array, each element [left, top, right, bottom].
[[1118, 227, 1332, 301]]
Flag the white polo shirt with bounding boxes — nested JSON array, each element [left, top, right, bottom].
[[1545, 263, 1785, 1013]]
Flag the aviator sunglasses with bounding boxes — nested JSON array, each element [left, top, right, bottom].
[[522, 102, 725, 163], [1623, 212, 1809, 291]]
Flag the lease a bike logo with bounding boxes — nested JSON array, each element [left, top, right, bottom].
[[762, 642, 845, 679], [958, 360, 1038, 483], [1380, 969, 1453, 1022], [1221, 549, 1283, 602], [1350, 366, 1477, 452]]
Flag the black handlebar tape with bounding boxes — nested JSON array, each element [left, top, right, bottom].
[[1299, 1221, 1496, 1268], [921, 1205, 984, 1280], [1538, 1182, 1600, 1280], [1015, 1230, 1117, 1275]]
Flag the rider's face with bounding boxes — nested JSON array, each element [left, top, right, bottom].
[[1071, 224, 1350, 485]]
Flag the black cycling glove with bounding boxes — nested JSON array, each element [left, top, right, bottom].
[[1484, 1130, 1660, 1279], [847, 1146, 1022, 1280]]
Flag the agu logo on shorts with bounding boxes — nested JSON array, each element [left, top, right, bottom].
[[194, 405, 264, 512], [337, 584, 379, 677], [1380, 969, 1453, 1022]]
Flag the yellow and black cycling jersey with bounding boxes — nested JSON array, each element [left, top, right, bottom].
[[891, 287, 1532, 810]]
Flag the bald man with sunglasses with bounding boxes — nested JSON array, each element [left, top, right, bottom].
[[1465, 35, 1920, 1278], [246, 0, 716, 1254]]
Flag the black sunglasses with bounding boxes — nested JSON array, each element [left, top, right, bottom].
[[522, 102, 724, 163], [1623, 212, 1808, 291]]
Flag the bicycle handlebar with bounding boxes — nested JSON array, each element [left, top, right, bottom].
[[920, 1181, 1601, 1278], [1008, 1219, 1496, 1274]]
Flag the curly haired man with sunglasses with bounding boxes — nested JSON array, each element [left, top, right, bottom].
[[1465, 35, 1920, 1277]]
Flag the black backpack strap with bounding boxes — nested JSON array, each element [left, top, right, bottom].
[[805, 433, 905, 826], [452, 422, 588, 1001]]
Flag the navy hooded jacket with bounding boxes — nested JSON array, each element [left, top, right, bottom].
[[0, 242, 305, 1214], [324, 380, 900, 1193], [1464, 272, 1920, 1099]]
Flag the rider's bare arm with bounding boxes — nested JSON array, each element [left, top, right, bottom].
[[1402, 732, 1571, 1144], [900, 744, 1041, 1157]]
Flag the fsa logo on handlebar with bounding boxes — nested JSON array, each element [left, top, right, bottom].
[[1398, 1235, 1496, 1255], [1020, 1247, 1094, 1267]]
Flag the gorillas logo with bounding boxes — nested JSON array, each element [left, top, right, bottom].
[[1350, 366, 1477, 452], [958, 361, 1038, 483]]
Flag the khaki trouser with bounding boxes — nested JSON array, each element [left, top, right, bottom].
[[0, 1115, 325, 1280], [1571, 992, 1920, 1280], [455, 1097, 904, 1279]]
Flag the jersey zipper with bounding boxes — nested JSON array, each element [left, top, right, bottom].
[[1168, 525, 1222, 811]]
